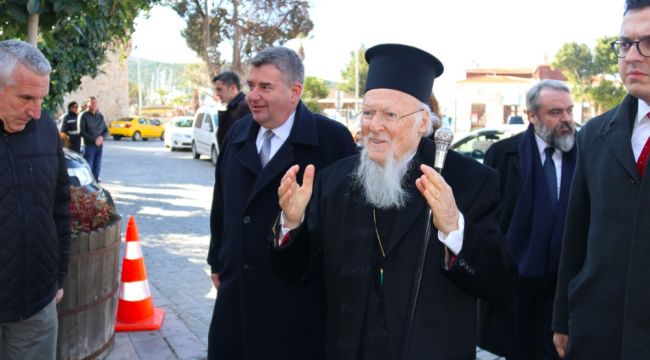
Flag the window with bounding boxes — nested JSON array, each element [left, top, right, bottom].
[[471, 104, 486, 129], [194, 113, 205, 128]]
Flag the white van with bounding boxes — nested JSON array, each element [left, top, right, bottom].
[[191, 105, 221, 166]]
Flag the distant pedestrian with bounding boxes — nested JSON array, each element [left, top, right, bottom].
[[60, 101, 82, 153], [212, 71, 250, 149], [79, 96, 108, 181], [478, 80, 577, 360], [0, 39, 72, 360]]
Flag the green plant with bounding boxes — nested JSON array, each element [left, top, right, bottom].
[[69, 187, 118, 236]]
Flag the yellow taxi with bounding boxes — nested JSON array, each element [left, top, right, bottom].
[[108, 117, 165, 141]]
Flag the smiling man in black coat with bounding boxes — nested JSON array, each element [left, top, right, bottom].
[[207, 46, 357, 360], [272, 43, 517, 360]]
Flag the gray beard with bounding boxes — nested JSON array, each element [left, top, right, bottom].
[[535, 121, 576, 152], [352, 148, 412, 209]]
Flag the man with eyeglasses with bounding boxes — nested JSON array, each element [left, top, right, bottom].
[[552, 0, 650, 358], [477, 80, 576, 360], [271, 43, 517, 359]]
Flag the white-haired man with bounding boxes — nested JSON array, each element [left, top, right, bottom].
[[0, 40, 71, 360], [272, 43, 517, 360]]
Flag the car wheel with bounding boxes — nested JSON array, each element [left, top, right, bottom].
[[170, 146, 176, 152], [113, 135, 122, 141], [142, 138, 149, 141], [191, 142, 200, 159], [160, 131, 165, 141], [132, 131, 142, 141], [211, 146, 218, 167]]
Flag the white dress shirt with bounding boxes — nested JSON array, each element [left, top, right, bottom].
[[255, 112, 296, 162], [632, 99, 650, 161]]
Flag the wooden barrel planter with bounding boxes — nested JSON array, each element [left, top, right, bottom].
[[57, 220, 121, 360]]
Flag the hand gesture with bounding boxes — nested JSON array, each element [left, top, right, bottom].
[[278, 164, 315, 229], [415, 164, 460, 235], [553, 332, 568, 358]]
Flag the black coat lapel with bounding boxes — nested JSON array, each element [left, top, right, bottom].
[[242, 101, 319, 206], [602, 95, 638, 180]]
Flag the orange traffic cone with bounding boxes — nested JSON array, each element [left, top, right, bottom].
[[115, 216, 165, 331]]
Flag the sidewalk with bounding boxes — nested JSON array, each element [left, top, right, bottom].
[[103, 283, 502, 360], [105, 284, 207, 360]]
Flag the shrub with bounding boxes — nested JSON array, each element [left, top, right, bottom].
[[69, 187, 118, 236]]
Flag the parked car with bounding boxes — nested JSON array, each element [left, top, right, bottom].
[[64, 148, 113, 204], [109, 116, 165, 141], [191, 105, 221, 166], [451, 124, 527, 163], [164, 116, 194, 151]]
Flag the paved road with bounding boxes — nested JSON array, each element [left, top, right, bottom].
[[99, 138, 502, 360], [101, 138, 215, 357]]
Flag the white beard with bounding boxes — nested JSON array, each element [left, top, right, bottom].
[[535, 121, 576, 152], [352, 147, 413, 209]]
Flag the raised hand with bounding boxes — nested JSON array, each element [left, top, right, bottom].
[[278, 164, 315, 229], [415, 164, 460, 235]]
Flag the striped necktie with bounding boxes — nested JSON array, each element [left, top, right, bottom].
[[259, 130, 274, 168]]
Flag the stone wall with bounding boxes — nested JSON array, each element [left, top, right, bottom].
[[63, 44, 130, 123]]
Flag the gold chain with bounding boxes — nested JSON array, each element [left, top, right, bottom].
[[372, 208, 386, 258]]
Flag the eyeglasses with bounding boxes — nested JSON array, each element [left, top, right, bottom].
[[359, 108, 424, 125], [610, 38, 650, 58]]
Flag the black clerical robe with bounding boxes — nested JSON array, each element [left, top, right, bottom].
[[271, 137, 517, 360]]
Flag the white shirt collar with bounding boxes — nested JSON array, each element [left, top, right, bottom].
[[637, 99, 650, 125], [534, 131, 554, 158], [257, 111, 295, 142]]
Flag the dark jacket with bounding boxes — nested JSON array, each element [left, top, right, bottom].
[[208, 101, 357, 359], [478, 128, 575, 357], [0, 113, 72, 323], [553, 95, 650, 359], [61, 111, 81, 153], [80, 110, 108, 145], [216, 92, 250, 149], [271, 138, 518, 360]]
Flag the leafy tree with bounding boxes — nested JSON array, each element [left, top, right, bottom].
[[302, 76, 329, 113], [165, 0, 314, 78], [588, 36, 626, 113], [339, 45, 368, 96], [0, 0, 159, 110], [553, 36, 626, 117]]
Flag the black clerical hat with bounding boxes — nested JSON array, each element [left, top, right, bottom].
[[364, 44, 444, 103]]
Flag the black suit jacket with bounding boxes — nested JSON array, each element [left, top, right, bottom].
[[553, 95, 650, 359], [272, 138, 518, 360], [208, 101, 357, 359]]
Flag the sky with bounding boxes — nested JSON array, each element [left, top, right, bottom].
[[131, 0, 625, 106]]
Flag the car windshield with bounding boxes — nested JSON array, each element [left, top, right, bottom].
[[175, 119, 193, 127]]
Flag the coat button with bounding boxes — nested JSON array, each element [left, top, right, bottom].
[[243, 264, 252, 271], [458, 259, 466, 267], [243, 216, 251, 224]]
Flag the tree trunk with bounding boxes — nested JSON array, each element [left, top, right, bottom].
[[232, 0, 241, 74], [27, 14, 39, 46]]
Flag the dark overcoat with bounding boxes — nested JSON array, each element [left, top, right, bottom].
[[272, 138, 518, 360], [552, 95, 650, 359], [216, 91, 250, 149], [207, 101, 357, 359], [478, 129, 575, 356]]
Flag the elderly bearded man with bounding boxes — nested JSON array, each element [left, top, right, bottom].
[[271, 44, 518, 360]]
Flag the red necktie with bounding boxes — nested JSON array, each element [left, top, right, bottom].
[[637, 112, 650, 179], [638, 136, 650, 179]]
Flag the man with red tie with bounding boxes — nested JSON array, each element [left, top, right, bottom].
[[552, 0, 650, 358]]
